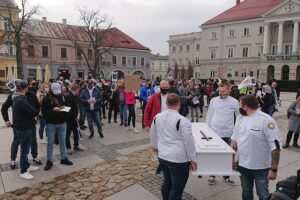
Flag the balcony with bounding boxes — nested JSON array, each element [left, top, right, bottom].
[[266, 54, 300, 61]]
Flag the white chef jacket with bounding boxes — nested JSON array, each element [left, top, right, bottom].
[[150, 109, 196, 163], [231, 110, 282, 170], [206, 96, 239, 138]]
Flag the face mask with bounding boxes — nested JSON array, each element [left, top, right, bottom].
[[161, 88, 169, 95], [44, 88, 50, 93], [148, 84, 151, 87], [239, 108, 247, 116]]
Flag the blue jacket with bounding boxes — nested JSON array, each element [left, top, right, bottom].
[[80, 87, 102, 111], [140, 86, 155, 103]]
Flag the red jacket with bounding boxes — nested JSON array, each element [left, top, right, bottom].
[[144, 93, 161, 127]]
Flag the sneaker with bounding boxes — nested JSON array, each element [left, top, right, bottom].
[[89, 134, 94, 139], [120, 122, 124, 126], [293, 143, 300, 148], [33, 157, 43, 165], [208, 177, 216, 185], [60, 158, 73, 166], [83, 125, 87, 128], [99, 132, 104, 138], [108, 120, 111, 123], [80, 126, 86, 130], [27, 165, 39, 172], [20, 172, 34, 180], [44, 160, 53, 171], [73, 146, 84, 151], [10, 161, 16, 170], [67, 148, 73, 155], [224, 178, 235, 186], [282, 144, 290, 148], [133, 129, 139, 134], [40, 139, 47, 144]]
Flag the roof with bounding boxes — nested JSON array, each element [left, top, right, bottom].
[[26, 19, 150, 51], [0, 0, 18, 9], [150, 54, 169, 60], [203, 0, 283, 26]]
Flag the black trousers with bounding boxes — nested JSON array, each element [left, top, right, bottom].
[[127, 104, 136, 127], [142, 102, 147, 128], [108, 102, 118, 122], [66, 120, 79, 149], [102, 101, 107, 118]]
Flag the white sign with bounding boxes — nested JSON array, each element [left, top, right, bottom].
[[238, 76, 256, 89]]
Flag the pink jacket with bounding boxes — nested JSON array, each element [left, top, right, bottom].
[[125, 91, 136, 105]]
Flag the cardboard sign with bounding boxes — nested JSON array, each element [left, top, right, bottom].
[[125, 75, 140, 92]]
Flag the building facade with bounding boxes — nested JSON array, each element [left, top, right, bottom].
[[150, 53, 169, 80], [0, 0, 18, 82], [168, 0, 300, 83], [21, 18, 151, 81]]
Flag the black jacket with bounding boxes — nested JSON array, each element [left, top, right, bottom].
[[1, 91, 40, 123], [12, 93, 38, 131], [66, 91, 78, 121], [169, 86, 180, 95], [42, 94, 69, 124]]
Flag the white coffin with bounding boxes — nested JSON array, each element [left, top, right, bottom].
[[192, 123, 240, 176]]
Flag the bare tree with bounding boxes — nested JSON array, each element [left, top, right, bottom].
[[174, 63, 178, 79], [180, 67, 186, 80], [0, 0, 39, 79], [64, 7, 114, 80], [187, 64, 194, 79]]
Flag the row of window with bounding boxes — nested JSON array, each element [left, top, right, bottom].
[[113, 56, 145, 66], [209, 70, 260, 78], [172, 44, 200, 52]]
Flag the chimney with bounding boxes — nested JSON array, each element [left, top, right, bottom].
[[236, 0, 240, 5], [62, 19, 67, 25], [42, 17, 47, 22]]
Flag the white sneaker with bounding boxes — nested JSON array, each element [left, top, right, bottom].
[[27, 165, 39, 172], [133, 129, 139, 134], [20, 172, 34, 180], [40, 139, 47, 144]]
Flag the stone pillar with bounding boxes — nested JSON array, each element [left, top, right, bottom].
[[263, 23, 270, 55], [292, 20, 299, 54], [277, 22, 284, 55]]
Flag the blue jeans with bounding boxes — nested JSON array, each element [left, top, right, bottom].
[[11, 126, 38, 161], [118, 103, 128, 124], [159, 158, 190, 200], [86, 110, 102, 134], [37, 116, 46, 139], [238, 166, 269, 200], [15, 130, 32, 174], [46, 123, 67, 161], [268, 105, 276, 117], [79, 106, 86, 127], [180, 102, 189, 117]]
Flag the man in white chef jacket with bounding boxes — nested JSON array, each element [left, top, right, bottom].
[[206, 81, 239, 185], [150, 93, 197, 200]]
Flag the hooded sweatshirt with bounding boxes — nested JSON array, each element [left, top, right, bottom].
[[12, 92, 38, 131]]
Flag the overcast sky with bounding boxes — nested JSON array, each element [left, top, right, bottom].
[[26, 0, 235, 55]]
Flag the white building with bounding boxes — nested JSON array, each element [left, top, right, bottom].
[[150, 54, 169, 80], [168, 0, 300, 83]]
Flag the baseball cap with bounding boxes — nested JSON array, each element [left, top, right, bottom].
[[51, 83, 62, 95], [15, 80, 28, 89]]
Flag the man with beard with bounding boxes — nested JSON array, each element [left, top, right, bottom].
[[206, 81, 239, 185]]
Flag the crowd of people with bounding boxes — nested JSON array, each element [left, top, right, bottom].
[[1, 75, 299, 200]]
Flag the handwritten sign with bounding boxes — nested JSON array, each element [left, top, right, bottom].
[[125, 75, 140, 92]]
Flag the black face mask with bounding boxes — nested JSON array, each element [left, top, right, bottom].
[[161, 88, 169, 95], [148, 84, 151, 87], [239, 108, 247, 116]]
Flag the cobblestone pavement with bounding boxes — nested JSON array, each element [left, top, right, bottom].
[[0, 148, 158, 200]]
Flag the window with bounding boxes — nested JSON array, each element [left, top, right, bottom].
[[285, 44, 292, 55], [76, 48, 82, 59], [257, 70, 260, 78], [179, 45, 183, 52], [179, 58, 182, 66], [0, 70, 5, 77], [196, 44, 200, 50], [228, 48, 234, 58], [61, 48, 67, 58], [210, 50, 216, 59], [112, 56, 117, 65], [122, 56, 126, 65], [7, 45, 13, 55], [249, 71, 254, 76], [272, 25, 279, 33], [257, 46, 263, 57], [212, 32, 217, 39], [141, 57, 145, 66], [229, 29, 235, 37], [243, 28, 250, 36], [186, 45, 190, 51], [272, 45, 277, 55], [210, 70, 215, 77], [3, 17, 12, 32], [186, 58, 190, 65], [242, 47, 249, 57], [88, 49, 92, 59], [235, 71, 239, 77], [172, 46, 176, 52], [287, 24, 294, 32], [28, 45, 34, 57], [259, 26, 264, 35], [42, 46, 48, 57], [195, 57, 200, 65], [132, 57, 137, 66]]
